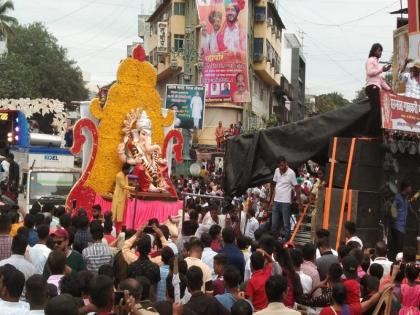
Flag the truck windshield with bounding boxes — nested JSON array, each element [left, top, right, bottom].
[[29, 172, 79, 203]]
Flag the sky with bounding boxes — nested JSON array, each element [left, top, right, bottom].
[[11, 0, 403, 101]]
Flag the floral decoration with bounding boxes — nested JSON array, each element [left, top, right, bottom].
[[83, 45, 175, 195]]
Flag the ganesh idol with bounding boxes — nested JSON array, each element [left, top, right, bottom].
[[118, 109, 169, 192]]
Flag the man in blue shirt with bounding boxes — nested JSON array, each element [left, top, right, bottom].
[[215, 265, 253, 312], [157, 246, 174, 301], [218, 227, 245, 281], [390, 181, 412, 260]]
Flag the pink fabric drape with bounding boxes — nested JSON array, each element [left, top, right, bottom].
[[94, 195, 183, 229]]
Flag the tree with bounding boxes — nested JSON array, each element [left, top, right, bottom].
[[0, 0, 17, 39], [315, 92, 350, 113], [352, 88, 367, 103], [0, 23, 88, 103]]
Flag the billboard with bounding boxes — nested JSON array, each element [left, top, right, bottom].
[[408, 0, 420, 60], [393, 25, 409, 93], [165, 84, 206, 129], [196, 0, 250, 104], [380, 91, 420, 133]]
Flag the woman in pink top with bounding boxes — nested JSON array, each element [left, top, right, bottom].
[[365, 43, 392, 136]]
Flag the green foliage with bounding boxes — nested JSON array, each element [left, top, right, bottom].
[[315, 92, 350, 113], [0, 23, 88, 103], [265, 114, 279, 128], [0, 0, 17, 39], [352, 87, 367, 103]]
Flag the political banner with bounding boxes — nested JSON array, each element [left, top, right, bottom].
[[393, 25, 409, 93], [165, 84, 206, 129], [196, 0, 250, 104], [380, 91, 420, 133]]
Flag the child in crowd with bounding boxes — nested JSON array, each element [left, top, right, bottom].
[[397, 264, 420, 315]]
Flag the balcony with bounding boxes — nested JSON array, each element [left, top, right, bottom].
[[253, 38, 280, 87]]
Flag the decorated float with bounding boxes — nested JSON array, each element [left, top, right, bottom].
[[65, 44, 184, 228]]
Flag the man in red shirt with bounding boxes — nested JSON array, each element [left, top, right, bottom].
[[341, 256, 361, 304], [245, 250, 272, 311]]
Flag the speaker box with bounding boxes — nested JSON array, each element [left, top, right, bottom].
[[325, 162, 385, 192], [328, 138, 385, 167], [317, 188, 384, 248]]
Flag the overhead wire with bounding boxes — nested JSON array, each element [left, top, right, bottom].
[[278, 0, 399, 27], [46, 0, 102, 25]]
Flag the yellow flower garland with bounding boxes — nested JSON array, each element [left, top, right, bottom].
[[85, 57, 174, 195]]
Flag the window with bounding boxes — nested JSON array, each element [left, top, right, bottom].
[[255, 6, 266, 22], [174, 35, 184, 51], [174, 2, 185, 15], [254, 38, 264, 61]]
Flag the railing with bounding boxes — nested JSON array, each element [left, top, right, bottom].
[[288, 203, 310, 244]]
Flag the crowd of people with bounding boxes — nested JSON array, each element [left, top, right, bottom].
[[0, 156, 417, 315]]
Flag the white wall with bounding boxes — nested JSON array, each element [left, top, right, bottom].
[[281, 33, 292, 82]]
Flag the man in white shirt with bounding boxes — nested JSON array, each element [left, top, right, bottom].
[[0, 157, 9, 183], [27, 225, 51, 274], [290, 248, 312, 294], [399, 59, 420, 99], [344, 221, 363, 249], [0, 233, 36, 281], [26, 274, 48, 314], [254, 275, 300, 315], [269, 156, 301, 241], [371, 241, 393, 279], [0, 264, 30, 314], [200, 233, 217, 276], [241, 208, 259, 241]]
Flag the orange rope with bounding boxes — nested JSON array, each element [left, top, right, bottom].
[[323, 137, 337, 229], [335, 138, 357, 250], [289, 204, 310, 244], [347, 189, 353, 221]]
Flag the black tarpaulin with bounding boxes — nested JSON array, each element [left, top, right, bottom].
[[223, 100, 375, 196]]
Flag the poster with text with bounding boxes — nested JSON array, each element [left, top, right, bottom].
[[165, 84, 206, 130], [381, 91, 420, 133], [196, 0, 250, 104]]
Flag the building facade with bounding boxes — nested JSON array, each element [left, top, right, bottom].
[[146, 0, 303, 146], [281, 33, 306, 123]]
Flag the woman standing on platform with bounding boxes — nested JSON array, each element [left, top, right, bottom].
[[365, 43, 392, 135], [111, 163, 131, 233]]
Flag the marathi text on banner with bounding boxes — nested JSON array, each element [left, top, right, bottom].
[[380, 91, 420, 133], [196, 0, 250, 104], [165, 84, 206, 130]]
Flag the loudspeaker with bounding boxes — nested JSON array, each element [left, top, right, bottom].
[[317, 188, 384, 248], [328, 138, 385, 167], [325, 162, 385, 192]]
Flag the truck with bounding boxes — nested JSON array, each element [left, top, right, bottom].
[[12, 145, 80, 212], [0, 109, 81, 212]]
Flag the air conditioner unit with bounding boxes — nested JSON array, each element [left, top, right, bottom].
[[267, 18, 273, 26], [162, 13, 168, 21], [254, 53, 263, 62], [255, 13, 265, 22]]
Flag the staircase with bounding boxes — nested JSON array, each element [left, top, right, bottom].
[[290, 204, 316, 247]]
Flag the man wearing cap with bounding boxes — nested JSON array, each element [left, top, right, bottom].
[[48, 228, 85, 276], [399, 59, 420, 99], [341, 255, 361, 304], [217, 0, 246, 53]]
